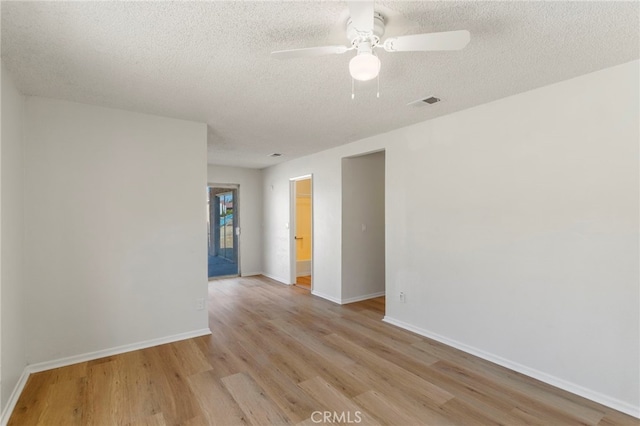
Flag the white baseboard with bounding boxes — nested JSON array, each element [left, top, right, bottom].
[[261, 272, 291, 285], [341, 291, 385, 304], [27, 328, 212, 373], [240, 271, 262, 277], [296, 259, 311, 277], [382, 316, 640, 419], [311, 290, 341, 305], [313, 291, 384, 305], [1, 367, 30, 426]]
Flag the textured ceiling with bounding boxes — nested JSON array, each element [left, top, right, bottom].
[[2, 1, 638, 168]]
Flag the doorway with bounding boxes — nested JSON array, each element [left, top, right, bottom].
[[207, 185, 240, 278], [341, 151, 385, 307], [290, 176, 313, 290]]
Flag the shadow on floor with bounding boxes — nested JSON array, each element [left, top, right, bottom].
[[208, 254, 238, 278]]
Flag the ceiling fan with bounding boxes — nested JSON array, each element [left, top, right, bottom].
[[271, 1, 470, 82]]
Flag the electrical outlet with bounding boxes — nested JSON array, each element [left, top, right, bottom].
[[399, 292, 405, 303], [196, 298, 205, 310]]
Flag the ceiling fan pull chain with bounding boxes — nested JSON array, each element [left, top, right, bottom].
[[377, 73, 380, 98], [351, 77, 355, 100]]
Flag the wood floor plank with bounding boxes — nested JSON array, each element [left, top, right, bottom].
[[187, 370, 249, 426], [125, 412, 167, 426], [297, 376, 380, 425], [236, 321, 318, 384], [430, 359, 606, 425], [354, 386, 457, 425], [117, 350, 164, 423], [269, 318, 356, 369], [165, 338, 213, 377], [244, 321, 371, 398], [359, 354, 536, 425], [510, 406, 549, 425], [348, 296, 385, 315], [46, 361, 89, 385], [222, 326, 321, 423], [311, 339, 473, 424], [421, 334, 607, 423], [143, 345, 202, 425], [37, 377, 86, 425], [337, 308, 423, 345], [598, 412, 640, 426], [234, 360, 319, 424], [8, 371, 54, 426], [323, 333, 454, 406], [221, 372, 291, 425], [321, 312, 441, 369], [412, 335, 610, 418], [82, 357, 128, 425], [437, 398, 505, 425], [353, 389, 427, 425], [295, 275, 311, 289], [9, 275, 637, 426], [192, 333, 246, 380]]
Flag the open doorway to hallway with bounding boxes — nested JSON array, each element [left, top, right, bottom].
[[341, 151, 385, 310], [291, 176, 313, 290], [207, 185, 240, 278]]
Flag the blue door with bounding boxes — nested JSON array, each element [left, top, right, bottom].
[[208, 186, 239, 278]]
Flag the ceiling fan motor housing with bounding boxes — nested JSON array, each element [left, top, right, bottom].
[[347, 11, 385, 46]]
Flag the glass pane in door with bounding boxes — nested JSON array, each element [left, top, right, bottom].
[[218, 192, 234, 261]]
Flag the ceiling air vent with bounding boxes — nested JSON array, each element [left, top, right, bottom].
[[407, 96, 441, 107], [422, 96, 440, 104]]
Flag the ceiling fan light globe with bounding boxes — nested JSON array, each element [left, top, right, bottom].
[[349, 53, 380, 81]]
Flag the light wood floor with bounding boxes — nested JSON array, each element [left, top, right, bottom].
[[296, 275, 312, 290], [9, 275, 636, 425]]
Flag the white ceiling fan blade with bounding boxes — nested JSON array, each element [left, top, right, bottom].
[[383, 30, 470, 52], [271, 45, 349, 60], [347, 1, 374, 33]]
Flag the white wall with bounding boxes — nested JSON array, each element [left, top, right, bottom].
[[207, 165, 263, 276], [24, 98, 209, 365], [263, 149, 362, 296], [262, 60, 639, 414], [341, 151, 385, 302], [0, 64, 26, 413]]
